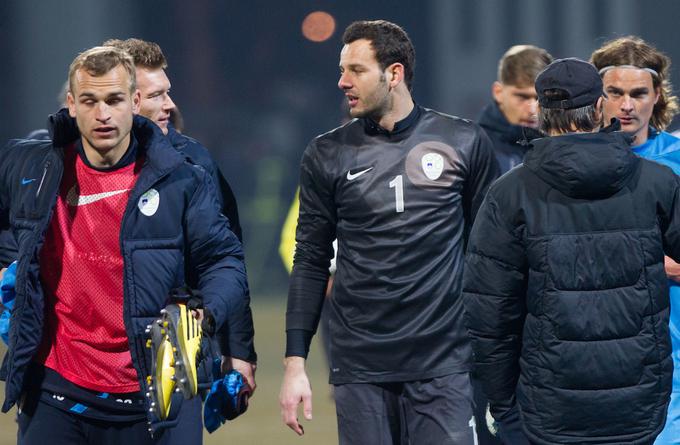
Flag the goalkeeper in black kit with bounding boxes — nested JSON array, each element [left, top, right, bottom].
[[279, 19, 499, 445]]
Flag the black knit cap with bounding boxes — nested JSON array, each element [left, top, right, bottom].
[[535, 58, 603, 109]]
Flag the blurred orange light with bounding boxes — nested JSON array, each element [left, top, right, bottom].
[[302, 11, 336, 42]]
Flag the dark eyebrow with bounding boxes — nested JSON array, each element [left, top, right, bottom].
[[605, 85, 650, 96], [605, 86, 624, 94], [630, 87, 650, 95]]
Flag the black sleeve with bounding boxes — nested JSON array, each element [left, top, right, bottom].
[[206, 163, 251, 361], [217, 171, 243, 242], [463, 192, 527, 421], [215, 177, 252, 361], [186, 165, 255, 363], [661, 173, 680, 262], [462, 127, 500, 246], [285, 142, 336, 358]]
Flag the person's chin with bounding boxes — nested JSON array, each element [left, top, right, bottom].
[[89, 134, 122, 150], [348, 108, 365, 118], [620, 122, 641, 135]]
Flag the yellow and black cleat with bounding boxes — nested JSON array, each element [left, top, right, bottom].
[[161, 303, 202, 398], [145, 319, 180, 420]]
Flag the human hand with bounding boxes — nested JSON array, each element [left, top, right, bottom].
[[223, 356, 257, 395], [190, 308, 204, 321], [279, 356, 312, 435], [665, 256, 680, 282]]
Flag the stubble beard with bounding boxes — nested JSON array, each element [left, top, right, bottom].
[[354, 74, 392, 122]]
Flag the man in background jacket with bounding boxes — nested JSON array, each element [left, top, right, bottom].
[[478, 45, 552, 174]]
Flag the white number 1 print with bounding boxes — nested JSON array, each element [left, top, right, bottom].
[[389, 175, 404, 213]]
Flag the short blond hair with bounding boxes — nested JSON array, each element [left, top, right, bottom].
[[68, 46, 136, 95], [498, 45, 553, 87]]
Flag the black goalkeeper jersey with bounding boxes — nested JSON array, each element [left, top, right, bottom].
[[286, 105, 499, 384]]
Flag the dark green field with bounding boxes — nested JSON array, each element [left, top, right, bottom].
[[0, 297, 338, 445]]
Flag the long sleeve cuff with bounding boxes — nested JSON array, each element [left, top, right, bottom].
[[285, 329, 313, 358]]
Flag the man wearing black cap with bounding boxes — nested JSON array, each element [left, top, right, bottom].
[[463, 57, 680, 445]]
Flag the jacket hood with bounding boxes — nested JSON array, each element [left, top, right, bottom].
[[478, 101, 541, 145], [523, 130, 638, 199]]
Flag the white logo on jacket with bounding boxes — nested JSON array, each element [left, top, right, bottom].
[[138, 189, 160, 216]]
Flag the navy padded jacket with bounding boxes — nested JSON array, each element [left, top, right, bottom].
[[0, 115, 249, 424]]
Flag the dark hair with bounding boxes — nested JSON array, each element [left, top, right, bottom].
[[103, 38, 167, 70], [590, 36, 678, 130], [538, 89, 600, 134], [342, 20, 415, 91], [498, 45, 553, 86]]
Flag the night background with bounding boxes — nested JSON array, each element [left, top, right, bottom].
[[1, 1, 680, 443]]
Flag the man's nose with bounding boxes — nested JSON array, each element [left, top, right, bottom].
[[338, 72, 351, 90], [95, 102, 111, 122], [620, 95, 634, 112], [163, 93, 176, 112]]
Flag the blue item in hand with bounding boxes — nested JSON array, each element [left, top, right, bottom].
[[0, 261, 18, 345], [203, 369, 251, 433]]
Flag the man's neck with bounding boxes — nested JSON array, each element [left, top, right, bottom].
[[376, 93, 415, 131], [81, 134, 131, 168]]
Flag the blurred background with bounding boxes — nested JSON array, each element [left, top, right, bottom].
[[1, 0, 680, 443]]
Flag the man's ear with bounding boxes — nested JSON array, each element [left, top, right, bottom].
[[132, 89, 141, 114], [492, 81, 504, 103], [387, 63, 404, 89], [594, 96, 604, 127], [67, 91, 77, 118]]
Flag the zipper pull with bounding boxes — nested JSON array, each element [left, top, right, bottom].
[[36, 160, 51, 197]]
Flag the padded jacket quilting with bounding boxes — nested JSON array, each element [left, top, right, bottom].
[[464, 131, 680, 444], [0, 115, 248, 425]]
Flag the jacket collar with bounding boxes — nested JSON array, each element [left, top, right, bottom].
[[165, 124, 186, 150], [478, 101, 531, 143], [47, 108, 184, 176], [362, 103, 422, 138]]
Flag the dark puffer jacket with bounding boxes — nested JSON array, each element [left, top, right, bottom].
[[477, 101, 538, 175], [0, 114, 249, 430], [463, 130, 680, 444]]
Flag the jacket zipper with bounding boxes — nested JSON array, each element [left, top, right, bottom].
[[35, 160, 51, 198], [5, 154, 62, 410], [120, 170, 174, 404]]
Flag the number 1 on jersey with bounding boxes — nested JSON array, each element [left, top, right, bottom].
[[389, 175, 404, 213]]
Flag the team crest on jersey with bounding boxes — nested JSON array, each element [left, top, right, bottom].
[[421, 153, 444, 180], [138, 189, 160, 216], [405, 141, 460, 188]]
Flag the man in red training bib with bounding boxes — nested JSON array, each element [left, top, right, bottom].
[[0, 45, 248, 444]]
